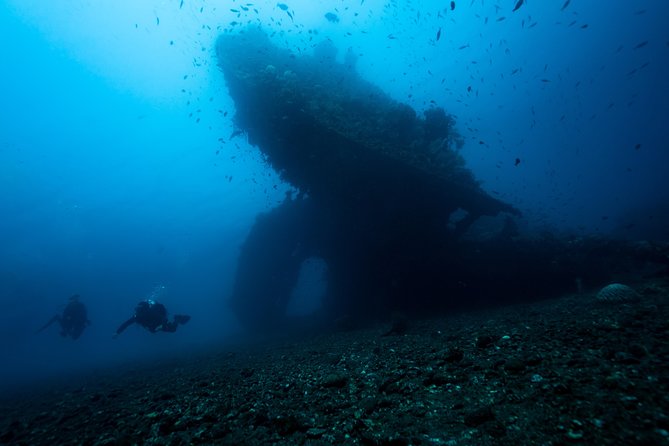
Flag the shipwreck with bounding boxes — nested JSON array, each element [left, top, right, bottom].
[[216, 28, 668, 332]]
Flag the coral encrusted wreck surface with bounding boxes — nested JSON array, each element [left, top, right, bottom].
[[216, 27, 514, 218]]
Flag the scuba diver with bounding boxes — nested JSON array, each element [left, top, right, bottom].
[[37, 294, 90, 340], [114, 299, 190, 337]]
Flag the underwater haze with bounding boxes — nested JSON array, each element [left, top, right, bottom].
[[1, 0, 668, 392]]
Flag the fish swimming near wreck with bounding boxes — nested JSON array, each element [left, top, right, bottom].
[[325, 12, 339, 23]]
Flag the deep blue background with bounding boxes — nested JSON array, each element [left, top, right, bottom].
[[0, 0, 667, 390]]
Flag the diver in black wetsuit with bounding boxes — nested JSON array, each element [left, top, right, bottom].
[[37, 294, 90, 340], [114, 299, 190, 337]]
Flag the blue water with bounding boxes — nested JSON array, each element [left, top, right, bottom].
[[0, 0, 667, 389]]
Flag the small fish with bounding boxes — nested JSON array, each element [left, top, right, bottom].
[[581, 24, 588, 29], [325, 12, 339, 23], [156, 16, 160, 25], [458, 44, 469, 49], [634, 143, 641, 150], [512, 0, 524, 12], [514, 158, 521, 166], [436, 27, 442, 41], [497, 16, 506, 22], [634, 41, 648, 49], [560, 0, 570, 11], [179, 0, 184, 9], [450, 1, 456, 11], [277, 3, 289, 10]]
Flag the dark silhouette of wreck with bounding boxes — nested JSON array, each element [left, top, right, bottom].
[[217, 28, 668, 332]]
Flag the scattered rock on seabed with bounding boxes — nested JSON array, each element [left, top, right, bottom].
[[2, 279, 669, 445]]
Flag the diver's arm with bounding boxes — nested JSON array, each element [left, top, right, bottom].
[[36, 315, 60, 333], [115, 316, 136, 336]]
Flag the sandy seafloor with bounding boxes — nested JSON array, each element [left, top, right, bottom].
[[2, 278, 669, 445]]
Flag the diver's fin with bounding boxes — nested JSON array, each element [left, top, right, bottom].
[[36, 315, 60, 334], [174, 315, 191, 325]]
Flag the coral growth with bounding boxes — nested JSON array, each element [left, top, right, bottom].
[[596, 283, 641, 303]]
